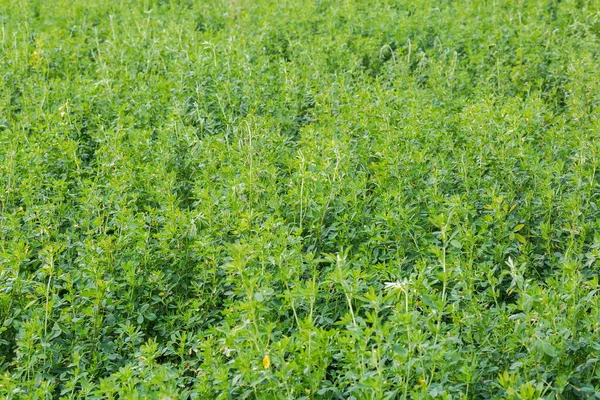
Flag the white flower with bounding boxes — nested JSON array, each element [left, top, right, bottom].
[[384, 279, 410, 292]]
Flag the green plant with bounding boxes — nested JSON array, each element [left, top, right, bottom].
[[1, 0, 600, 398]]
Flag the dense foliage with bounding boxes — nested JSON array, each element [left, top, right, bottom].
[[1, 0, 600, 398]]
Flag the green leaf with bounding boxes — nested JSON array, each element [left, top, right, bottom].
[[541, 341, 556, 357], [392, 345, 408, 356], [514, 224, 525, 232], [450, 239, 462, 249]]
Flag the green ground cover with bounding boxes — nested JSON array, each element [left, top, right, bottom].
[[1, 0, 600, 398]]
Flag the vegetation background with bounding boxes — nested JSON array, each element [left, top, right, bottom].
[[1, 0, 600, 398]]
